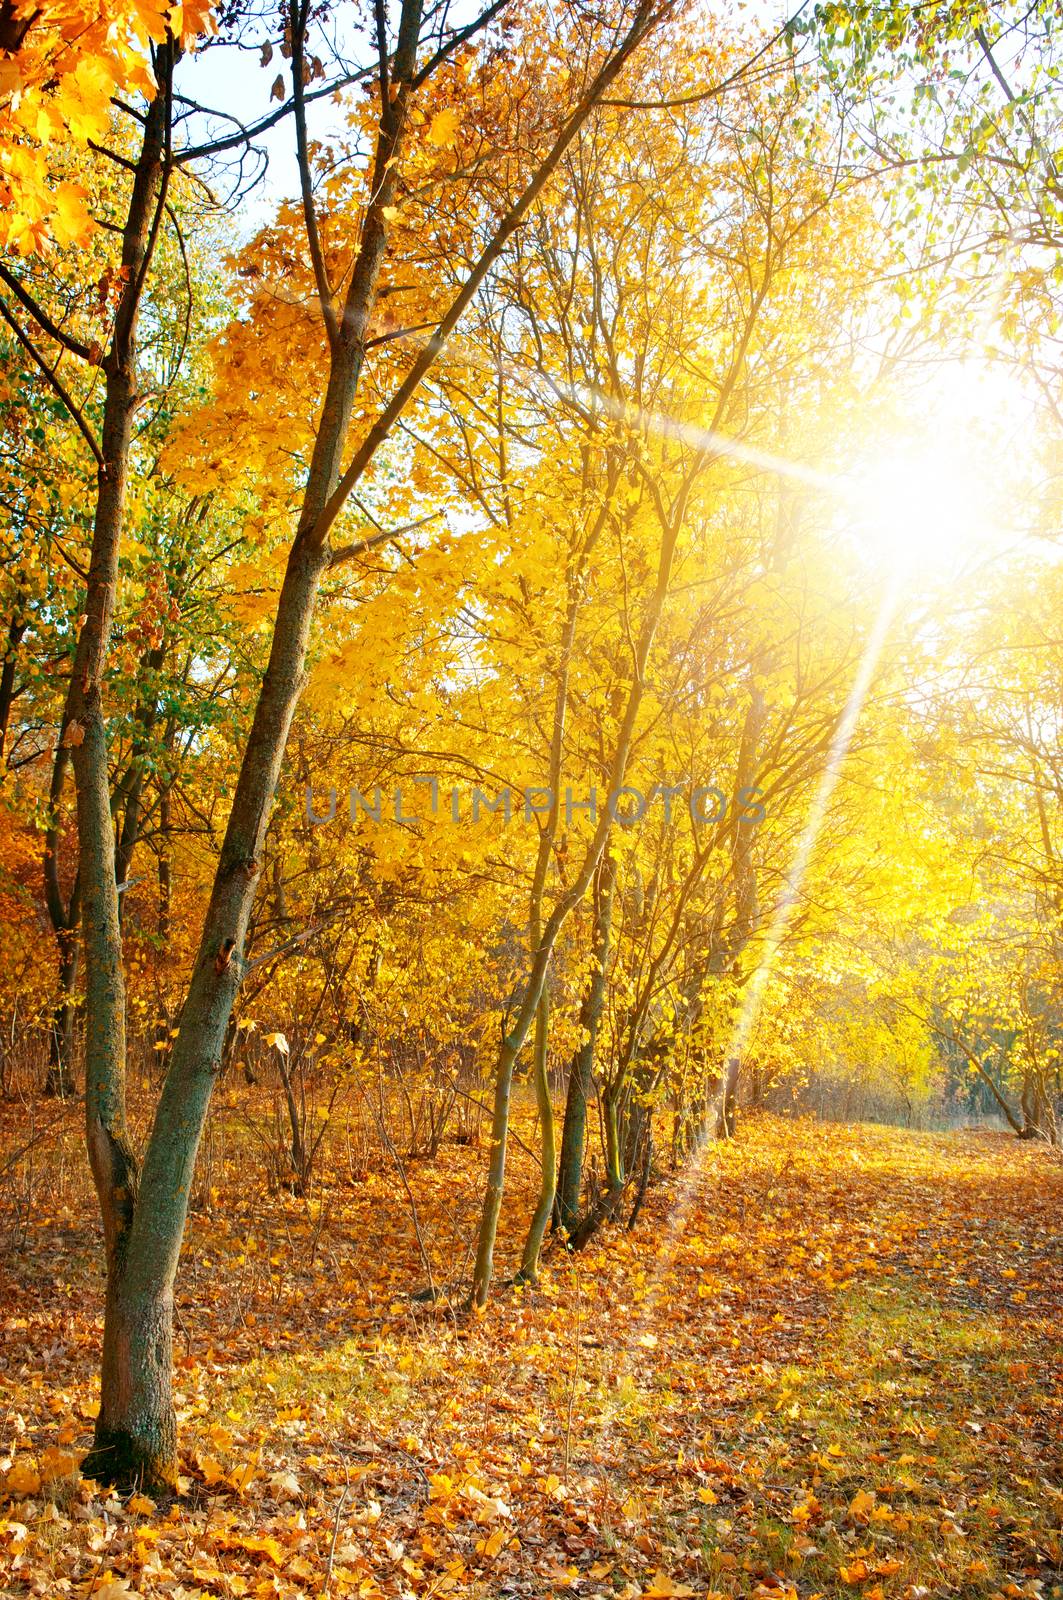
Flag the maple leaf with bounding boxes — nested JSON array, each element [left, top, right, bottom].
[[38, 1446, 77, 1483], [51, 182, 92, 246], [426, 106, 461, 147], [848, 1488, 876, 1521], [642, 1575, 695, 1598], [2, 1461, 40, 1498]]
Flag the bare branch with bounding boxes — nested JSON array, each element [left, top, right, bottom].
[[291, 0, 339, 346], [0, 296, 103, 466], [0, 262, 95, 363], [328, 511, 442, 568]]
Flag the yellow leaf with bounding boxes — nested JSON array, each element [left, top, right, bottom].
[[235, 1532, 284, 1564], [195, 1452, 225, 1485], [848, 1489, 876, 1521], [2, 1461, 41, 1498], [38, 1447, 77, 1483], [482, 1526, 507, 1558], [426, 106, 460, 147], [52, 183, 92, 247], [227, 1459, 258, 1495], [643, 1575, 695, 1598]]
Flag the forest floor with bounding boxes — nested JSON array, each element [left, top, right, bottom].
[[0, 1106, 1060, 1600]]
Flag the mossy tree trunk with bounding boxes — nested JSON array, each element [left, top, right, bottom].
[[77, 0, 666, 1485]]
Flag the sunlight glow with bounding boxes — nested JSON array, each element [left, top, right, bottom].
[[847, 440, 1001, 576], [843, 362, 1033, 579]]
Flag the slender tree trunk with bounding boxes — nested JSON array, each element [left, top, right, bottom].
[[716, 1055, 740, 1138], [0, 608, 25, 762], [710, 686, 763, 1141], [555, 851, 616, 1238], [45, 925, 79, 1096], [519, 989, 554, 1281], [65, 42, 182, 1491], [604, 1080, 623, 1191], [153, 783, 173, 1072], [85, 420, 340, 1490], [44, 735, 82, 1095], [113, 639, 167, 925], [84, 4, 424, 1481], [1019, 1071, 1055, 1142], [471, 1038, 518, 1302], [627, 1112, 652, 1230]]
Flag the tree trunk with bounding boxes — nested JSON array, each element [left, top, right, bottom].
[[65, 42, 180, 1492], [45, 926, 79, 1096], [86, 1269, 175, 1490], [519, 990, 554, 1281], [153, 783, 173, 1073], [0, 607, 25, 762], [555, 851, 616, 1238], [83, 5, 424, 1480], [604, 1078, 623, 1191], [471, 1039, 518, 1305], [716, 1056, 740, 1138], [627, 1112, 652, 1230]]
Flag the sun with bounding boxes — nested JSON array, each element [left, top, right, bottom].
[[842, 361, 1033, 580], [847, 440, 998, 576]]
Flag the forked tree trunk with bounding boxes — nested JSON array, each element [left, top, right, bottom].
[[75, 0, 665, 1482]]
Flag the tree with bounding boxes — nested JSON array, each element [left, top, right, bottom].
[[51, 0, 674, 1491]]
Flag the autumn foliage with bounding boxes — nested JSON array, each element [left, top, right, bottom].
[[0, 0, 1061, 1591], [2, 1116, 1061, 1596]]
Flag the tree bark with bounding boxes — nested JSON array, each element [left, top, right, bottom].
[[518, 989, 554, 1281], [78, 49, 175, 1485], [45, 924, 79, 1097], [555, 851, 616, 1238], [715, 1055, 740, 1138]]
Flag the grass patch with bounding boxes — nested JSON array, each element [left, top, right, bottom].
[[706, 1281, 1062, 1598]]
